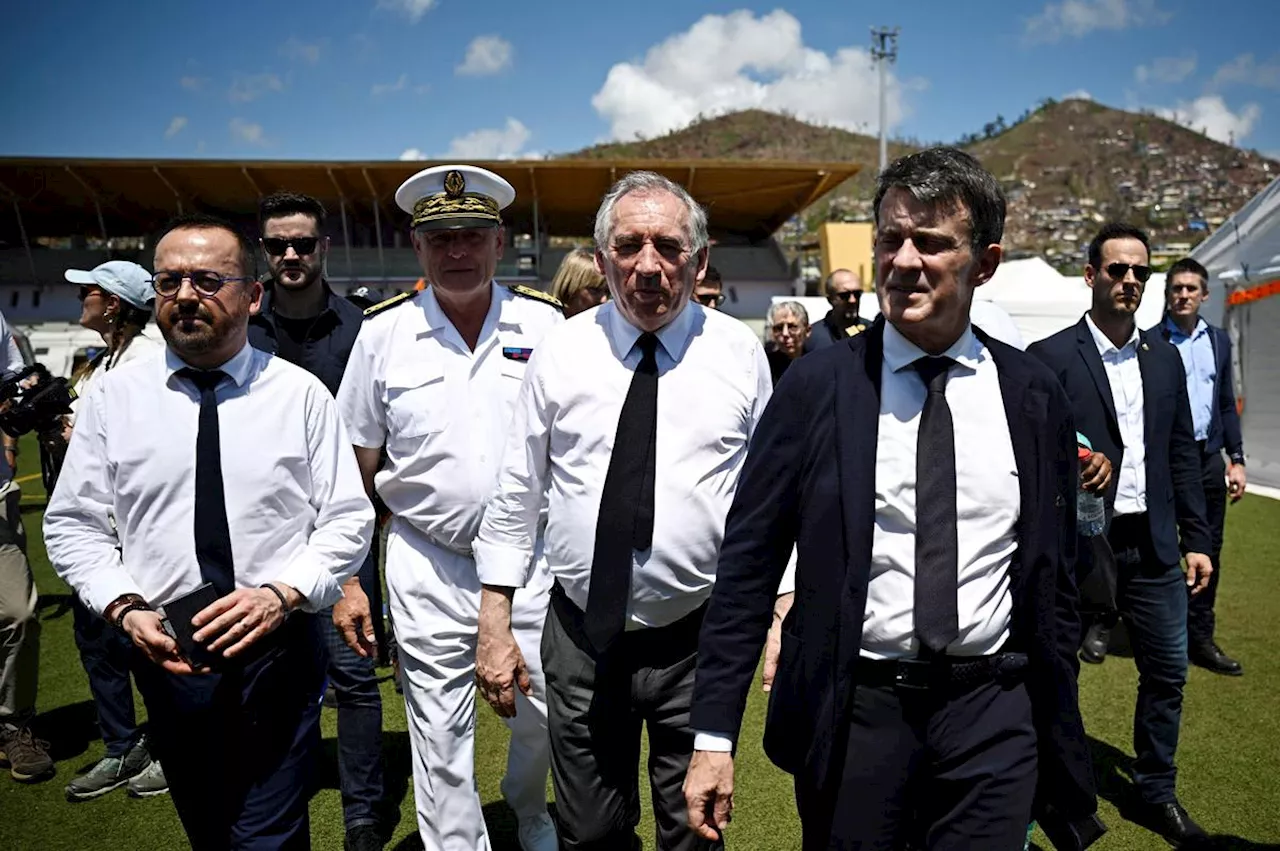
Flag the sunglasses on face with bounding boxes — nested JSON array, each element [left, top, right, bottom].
[[262, 237, 319, 256], [693, 292, 725, 307], [77, 286, 101, 302], [829, 291, 860, 302], [772, 322, 804, 334], [152, 270, 254, 298], [1105, 262, 1152, 283]]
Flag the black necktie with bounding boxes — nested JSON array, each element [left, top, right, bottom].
[[913, 356, 959, 655], [178, 368, 235, 597], [585, 332, 659, 653]]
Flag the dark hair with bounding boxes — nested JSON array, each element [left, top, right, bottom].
[[873, 147, 1006, 252], [1087, 222, 1150, 270], [1166, 257, 1209, 292], [72, 301, 152, 384], [259, 191, 327, 230], [702, 265, 723, 287], [156, 213, 256, 279]]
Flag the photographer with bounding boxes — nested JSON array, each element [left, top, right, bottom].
[[59, 261, 169, 801], [0, 307, 53, 784]]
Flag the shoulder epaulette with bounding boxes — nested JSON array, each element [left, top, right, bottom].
[[363, 291, 416, 319], [508, 284, 564, 310]]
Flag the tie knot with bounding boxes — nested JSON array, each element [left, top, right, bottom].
[[178, 367, 227, 393], [637, 332, 659, 357], [913, 356, 954, 390]]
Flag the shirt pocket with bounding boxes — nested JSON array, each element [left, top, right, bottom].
[[497, 358, 528, 422], [386, 361, 449, 437]]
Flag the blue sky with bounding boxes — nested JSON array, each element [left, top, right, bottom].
[[2, 0, 1277, 161]]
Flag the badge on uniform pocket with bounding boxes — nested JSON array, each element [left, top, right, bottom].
[[503, 347, 533, 362]]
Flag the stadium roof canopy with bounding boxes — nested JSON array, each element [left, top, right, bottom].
[[0, 158, 860, 243]]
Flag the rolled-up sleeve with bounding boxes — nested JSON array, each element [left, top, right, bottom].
[[43, 382, 143, 614], [274, 385, 375, 611], [335, 325, 386, 450], [474, 349, 553, 588]]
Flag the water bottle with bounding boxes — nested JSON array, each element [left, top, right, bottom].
[[1077, 446, 1106, 538]]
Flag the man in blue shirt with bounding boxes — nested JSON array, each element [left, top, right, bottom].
[[1160, 256, 1247, 677]]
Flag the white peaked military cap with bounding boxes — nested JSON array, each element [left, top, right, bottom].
[[395, 165, 516, 231]]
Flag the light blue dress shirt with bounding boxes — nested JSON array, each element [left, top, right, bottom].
[[1163, 315, 1215, 442]]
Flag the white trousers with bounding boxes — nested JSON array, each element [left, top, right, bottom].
[[386, 519, 551, 851]]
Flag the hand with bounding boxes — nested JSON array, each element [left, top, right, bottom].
[[476, 617, 531, 719], [1184, 552, 1213, 595], [1080, 451, 1112, 493], [684, 750, 735, 841], [121, 609, 197, 675], [192, 585, 295, 658], [762, 592, 795, 692], [1228, 463, 1247, 504], [333, 577, 377, 658]]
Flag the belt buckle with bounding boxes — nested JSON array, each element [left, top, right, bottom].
[[893, 659, 933, 692]]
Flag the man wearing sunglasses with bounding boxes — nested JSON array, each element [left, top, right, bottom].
[[246, 192, 387, 850], [1029, 222, 1213, 846], [803, 268, 869, 353], [691, 265, 725, 309]]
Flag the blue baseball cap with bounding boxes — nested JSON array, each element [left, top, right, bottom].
[[65, 260, 155, 310]]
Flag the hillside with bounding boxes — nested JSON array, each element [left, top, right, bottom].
[[570, 101, 1277, 271]]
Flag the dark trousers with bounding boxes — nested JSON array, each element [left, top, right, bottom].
[[1108, 513, 1188, 804], [319, 552, 385, 830], [71, 594, 139, 758], [132, 615, 326, 851], [542, 586, 722, 851], [794, 678, 1037, 850], [1187, 450, 1227, 646]]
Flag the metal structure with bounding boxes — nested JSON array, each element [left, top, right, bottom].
[[870, 26, 900, 177]]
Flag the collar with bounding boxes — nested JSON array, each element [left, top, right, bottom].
[[604, 299, 697, 363], [883, 320, 981, 375], [257, 280, 340, 323], [1162, 313, 1208, 341], [417, 282, 507, 351], [1085, 312, 1140, 357], [164, 341, 256, 388]]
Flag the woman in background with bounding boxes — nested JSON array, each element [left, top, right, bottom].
[[549, 247, 609, 318]]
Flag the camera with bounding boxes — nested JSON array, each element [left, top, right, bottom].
[[0, 364, 76, 492]]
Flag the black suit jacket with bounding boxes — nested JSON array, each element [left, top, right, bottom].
[[1156, 319, 1244, 461], [802, 314, 869, 353], [691, 319, 1097, 821], [1028, 317, 1211, 565]]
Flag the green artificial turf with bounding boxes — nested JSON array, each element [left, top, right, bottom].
[[4, 432, 1279, 849]]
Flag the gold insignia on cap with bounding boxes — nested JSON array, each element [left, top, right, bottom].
[[443, 169, 466, 199]]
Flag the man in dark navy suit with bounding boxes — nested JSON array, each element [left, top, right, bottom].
[[1159, 256, 1247, 677], [1029, 224, 1213, 846], [684, 148, 1098, 850]]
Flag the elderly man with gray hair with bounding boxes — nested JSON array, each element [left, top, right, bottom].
[[474, 171, 789, 850], [766, 300, 810, 385]]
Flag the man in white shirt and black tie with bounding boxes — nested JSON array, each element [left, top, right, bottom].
[[44, 214, 374, 850], [684, 149, 1099, 849], [473, 171, 784, 851]]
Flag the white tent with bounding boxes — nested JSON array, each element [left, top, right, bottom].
[[1191, 175, 1280, 488]]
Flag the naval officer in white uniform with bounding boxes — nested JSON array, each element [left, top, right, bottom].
[[335, 165, 561, 851]]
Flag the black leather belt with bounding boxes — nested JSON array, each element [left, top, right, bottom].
[[858, 651, 1028, 695]]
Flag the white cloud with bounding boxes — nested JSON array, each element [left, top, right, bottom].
[[1135, 54, 1196, 85], [371, 73, 429, 96], [446, 118, 532, 159], [164, 116, 188, 139], [230, 118, 267, 146], [179, 76, 205, 91], [376, 0, 436, 23], [590, 10, 911, 142], [1024, 0, 1170, 44], [1155, 95, 1261, 145], [229, 72, 285, 103], [399, 148, 426, 161], [1211, 53, 1280, 90], [281, 37, 324, 65], [456, 35, 513, 76], [1063, 89, 1094, 100]]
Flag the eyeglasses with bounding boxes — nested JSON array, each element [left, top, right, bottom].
[[771, 322, 804, 334], [262, 237, 319, 256], [1105, 263, 1152, 283], [693, 292, 725, 307], [152, 270, 254, 298], [829, 291, 860, 302]]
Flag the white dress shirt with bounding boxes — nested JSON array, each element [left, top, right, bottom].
[[474, 300, 776, 629], [1085, 313, 1147, 515], [44, 342, 375, 615], [862, 321, 1019, 660], [68, 328, 165, 424], [336, 283, 564, 554]]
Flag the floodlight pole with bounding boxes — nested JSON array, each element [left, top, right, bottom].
[[870, 27, 899, 176]]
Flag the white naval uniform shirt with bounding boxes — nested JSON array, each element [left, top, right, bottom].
[[1085, 313, 1147, 515], [336, 283, 564, 554], [474, 300, 777, 630], [43, 342, 375, 614]]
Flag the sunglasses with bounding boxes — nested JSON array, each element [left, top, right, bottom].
[[152, 270, 254, 298], [693, 292, 725, 307], [1105, 262, 1152, 283], [77, 286, 102, 302], [262, 237, 319, 256], [829, 291, 860, 302], [772, 322, 804, 334]]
